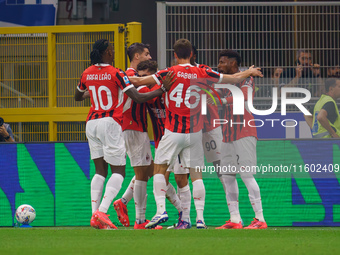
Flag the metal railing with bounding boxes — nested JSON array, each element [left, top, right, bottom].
[[157, 2, 340, 109], [0, 23, 141, 141]]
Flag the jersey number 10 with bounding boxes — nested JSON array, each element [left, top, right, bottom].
[[89, 85, 113, 110]]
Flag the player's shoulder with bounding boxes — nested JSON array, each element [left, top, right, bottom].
[[125, 67, 138, 76], [155, 67, 171, 77], [240, 76, 254, 88], [85, 64, 118, 73], [201, 66, 221, 78], [80, 65, 98, 80], [197, 63, 212, 70], [82, 65, 96, 74]]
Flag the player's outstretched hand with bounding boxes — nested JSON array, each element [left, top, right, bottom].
[[249, 65, 263, 77], [160, 71, 177, 91], [207, 96, 220, 105]]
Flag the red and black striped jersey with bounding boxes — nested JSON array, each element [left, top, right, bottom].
[[152, 64, 223, 133], [122, 68, 149, 132], [77, 64, 133, 124], [196, 62, 221, 133], [196, 63, 211, 70], [147, 85, 166, 148], [221, 76, 257, 142]]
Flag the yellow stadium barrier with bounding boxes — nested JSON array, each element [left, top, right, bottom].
[[0, 23, 141, 142]]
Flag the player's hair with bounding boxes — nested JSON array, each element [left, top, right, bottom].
[[218, 50, 241, 66], [192, 45, 198, 57], [137, 60, 158, 74], [90, 39, 109, 65], [173, 39, 192, 59], [325, 78, 339, 92], [127, 43, 150, 62]]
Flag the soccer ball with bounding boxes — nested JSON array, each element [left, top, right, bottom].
[[15, 204, 36, 225]]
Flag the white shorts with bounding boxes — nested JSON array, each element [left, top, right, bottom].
[[220, 136, 257, 176], [123, 130, 152, 167], [86, 117, 126, 166], [202, 126, 222, 163], [167, 155, 190, 175], [154, 129, 204, 169]]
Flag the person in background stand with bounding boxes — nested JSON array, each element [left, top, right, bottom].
[[0, 117, 15, 142]]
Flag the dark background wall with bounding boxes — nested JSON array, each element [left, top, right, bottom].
[[86, 0, 158, 60]]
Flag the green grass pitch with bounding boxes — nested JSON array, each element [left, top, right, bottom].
[[0, 227, 339, 255]]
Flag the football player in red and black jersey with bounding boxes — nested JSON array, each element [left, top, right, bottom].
[[74, 39, 174, 229], [190, 46, 224, 228], [129, 39, 263, 229], [214, 50, 267, 230], [115, 58, 182, 229], [113, 43, 154, 229]]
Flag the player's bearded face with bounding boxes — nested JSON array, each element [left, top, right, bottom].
[[218, 56, 238, 74], [106, 44, 115, 64], [140, 48, 152, 62]]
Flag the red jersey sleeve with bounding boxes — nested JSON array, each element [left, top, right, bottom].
[[204, 69, 223, 84], [223, 77, 254, 105], [152, 68, 170, 86], [240, 77, 254, 101], [77, 74, 87, 92], [198, 63, 213, 71], [115, 69, 134, 93]]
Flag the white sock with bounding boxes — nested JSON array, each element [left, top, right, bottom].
[[91, 174, 105, 213], [153, 174, 167, 215], [223, 175, 241, 223], [218, 176, 228, 203], [178, 185, 191, 222], [121, 176, 136, 205], [166, 183, 182, 212], [142, 193, 148, 219], [177, 186, 181, 200], [134, 180, 147, 223], [192, 179, 205, 222], [241, 175, 265, 222], [98, 173, 124, 213]]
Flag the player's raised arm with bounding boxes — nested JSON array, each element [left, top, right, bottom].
[[220, 65, 263, 84], [129, 75, 157, 86], [126, 71, 176, 103]]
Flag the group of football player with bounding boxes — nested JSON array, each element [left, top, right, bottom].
[[75, 38, 268, 230]]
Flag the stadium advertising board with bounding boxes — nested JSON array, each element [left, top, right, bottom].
[[1, 141, 340, 227]]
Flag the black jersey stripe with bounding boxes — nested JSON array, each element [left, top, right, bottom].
[[88, 111, 95, 121], [131, 101, 138, 124], [116, 72, 128, 88], [168, 110, 173, 125], [181, 116, 187, 133], [140, 104, 147, 132], [173, 113, 179, 133]]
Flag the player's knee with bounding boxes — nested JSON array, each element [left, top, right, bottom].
[[175, 174, 188, 188]]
